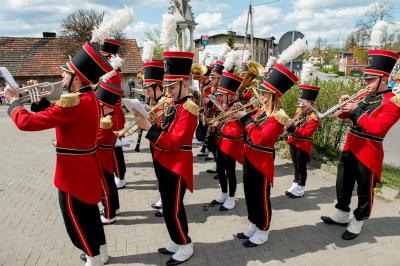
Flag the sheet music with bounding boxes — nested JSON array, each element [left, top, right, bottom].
[[122, 98, 150, 119], [0, 67, 18, 88]]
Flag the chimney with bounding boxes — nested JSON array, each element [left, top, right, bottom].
[[43, 32, 56, 38]]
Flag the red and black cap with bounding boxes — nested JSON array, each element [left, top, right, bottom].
[[105, 71, 122, 89], [62, 42, 113, 85], [163, 51, 194, 85], [217, 72, 243, 96], [143, 59, 164, 88], [299, 84, 320, 102], [210, 60, 224, 77], [100, 38, 122, 56], [96, 81, 124, 107], [259, 63, 298, 97], [363, 50, 400, 79]]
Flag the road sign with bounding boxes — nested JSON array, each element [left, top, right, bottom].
[[201, 35, 209, 48]]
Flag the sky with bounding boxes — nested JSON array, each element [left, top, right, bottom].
[[0, 0, 399, 48]]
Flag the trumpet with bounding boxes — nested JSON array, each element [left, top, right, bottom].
[[1, 81, 62, 103], [209, 97, 264, 124], [114, 96, 172, 137], [317, 90, 365, 119]]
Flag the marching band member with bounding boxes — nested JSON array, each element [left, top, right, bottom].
[[4, 43, 113, 266], [141, 41, 169, 217], [233, 63, 298, 247], [95, 81, 124, 225], [134, 50, 198, 265], [321, 47, 400, 240], [286, 64, 320, 198], [99, 38, 127, 189], [210, 72, 244, 211]]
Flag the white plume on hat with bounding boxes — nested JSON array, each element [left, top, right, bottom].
[[142, 41, 156, 62], [224, 50, 242, 72], [160, 13, 177, 50], [100, 55, 124, 82], [201, 50, 209, 65], [242, 49, 251, 63], [277, 38, 308, 65], [301, 62, 315, 83], [218, 44, 231, 60], [265, 56, 277, 73], [369, 20, 389, 49], [91, 6, 134, 44]]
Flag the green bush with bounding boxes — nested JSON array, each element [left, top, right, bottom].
[[279, 79, 364, 164]]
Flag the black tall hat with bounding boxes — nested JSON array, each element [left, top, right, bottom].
[[217, 72, 243, 95], [100, 38, 122, 56], [163, 51, 194, 85], [299, 84, 320, 102], [210, 60, 224, 77], [258, 63, 298, 97], [363, 50, 400, 78], [143, 59, 164, 88], [96, 81, 124, 107], [62, 42, 113, 85]]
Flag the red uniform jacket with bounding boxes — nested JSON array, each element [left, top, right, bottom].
[[146, 97, 198, 192], [287, 112, 319, 158], [217, 120, 244, 164], [341, 90, 400, 182], [8, 88, 104, 204], [241, 110, 287, 185], [97, 113, 119, 174]]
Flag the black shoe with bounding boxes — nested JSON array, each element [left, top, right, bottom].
[[151, 203, 162, 210], [213, 174, 219, 180], [158, 248, 174, 255], [321, 216, 348, 226], [219, 205, 229, 211], [204, 157, 215, 161], [243, 240, 259, 248], [166, 256, 191, 266], [206, 169, 217, 173], [155, 211, 163, 217], [236, 233, 250, 239], [210, 200, 223, 206], [342, 230, 358, 240], [80, 253, 87, 262], [197, 153, 208, 157], [286, 192, 303, 199]]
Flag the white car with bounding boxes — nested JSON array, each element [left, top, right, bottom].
[[327, 72, 339, 77]]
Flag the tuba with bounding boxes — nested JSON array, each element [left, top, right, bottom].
[[237, 60, 265, 94], [191, 63, 208, 81]]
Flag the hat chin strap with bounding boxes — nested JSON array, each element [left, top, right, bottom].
[[371, 76, 382, 95], [177, 80, 183, 100], [67, 74, 75, 93]]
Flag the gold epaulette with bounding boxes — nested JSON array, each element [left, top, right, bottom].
[[390, 94, 400, 107], [273, 109, 289, 125], [309, 112, 319, 121], [100, 115, 113, 129], [183, 99, 199, 116], [56, 93, 80, 108]]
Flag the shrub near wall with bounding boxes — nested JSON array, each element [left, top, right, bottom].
[[278, 79, 364, 165]]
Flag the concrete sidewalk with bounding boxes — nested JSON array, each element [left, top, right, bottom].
[[0, 115, 399, 266]]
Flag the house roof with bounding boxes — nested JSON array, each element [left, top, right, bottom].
[[0, 37, 142, 78]]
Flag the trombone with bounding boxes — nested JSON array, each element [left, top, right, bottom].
[[208, 97, 264, 124], [1, 81, 62, 103]]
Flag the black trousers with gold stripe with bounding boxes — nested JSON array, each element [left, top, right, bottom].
[[101, 169, 120, 219], [335, 150, 377, 221], [154, 161, 191, 245], [243, 157, 272, 231], [58, 190, 106, 257]]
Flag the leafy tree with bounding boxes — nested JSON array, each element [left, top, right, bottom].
[[226, 31, 236, 49], [143, 29, 164, 59]]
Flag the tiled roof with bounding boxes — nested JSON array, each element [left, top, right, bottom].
[[0, 37, 142, 78]]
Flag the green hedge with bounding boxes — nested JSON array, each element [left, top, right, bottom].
[[278, 79, 363, 165]]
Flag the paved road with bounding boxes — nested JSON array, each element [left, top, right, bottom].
[[384, 121, 400, 167], [0, 107, 400, 266]]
